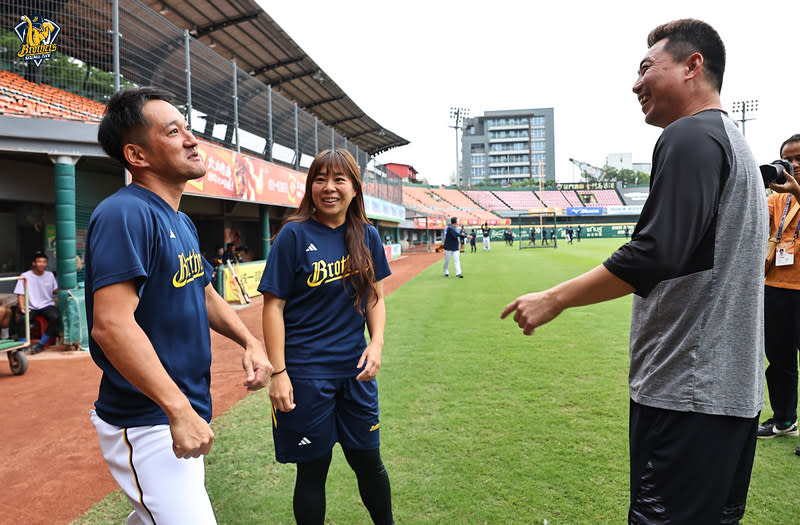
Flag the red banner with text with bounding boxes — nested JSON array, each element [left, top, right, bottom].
[[182, 142, 306, 207]]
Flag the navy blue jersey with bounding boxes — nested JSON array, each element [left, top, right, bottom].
[[443, 225, 463, 250], [85, 184, 214, 427], [258, 219, 391, 379]]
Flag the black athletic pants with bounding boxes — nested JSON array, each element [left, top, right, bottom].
[[15, 305, 60, 338], [764, 285, 800, 424], [629, 401, 757, 525]]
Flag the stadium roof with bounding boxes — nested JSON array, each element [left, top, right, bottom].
[[141, 0, 408, 156]]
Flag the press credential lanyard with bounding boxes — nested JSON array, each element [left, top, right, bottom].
[[776, 195, 800, 266]]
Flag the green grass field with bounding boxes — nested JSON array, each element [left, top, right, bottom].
[[74, 239, 800, 524]]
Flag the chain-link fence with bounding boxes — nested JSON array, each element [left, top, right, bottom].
[[0, 0, 403, 205]]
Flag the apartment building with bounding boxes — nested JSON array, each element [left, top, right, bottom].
[[461, 108, 555, 186]]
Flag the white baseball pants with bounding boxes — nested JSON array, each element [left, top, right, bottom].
[[91, 410, 216, 525], [443, 249, 462, 276]]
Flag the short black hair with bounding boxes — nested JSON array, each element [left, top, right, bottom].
[[32, 250, 47, 261], [780, 134, 800, 156], [647, 19, 726, 93], [97, 87, 174, 168]]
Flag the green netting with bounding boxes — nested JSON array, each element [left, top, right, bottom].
[[60, 288, 88, 350]]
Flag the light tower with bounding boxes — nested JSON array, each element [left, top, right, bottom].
[[449, 107, 470, 187], [730, 99, 758, 137]]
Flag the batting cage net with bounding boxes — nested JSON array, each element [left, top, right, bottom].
[[517, 212, 558, 249]]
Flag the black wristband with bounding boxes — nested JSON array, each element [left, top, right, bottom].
[[271, 368, 287, 377]]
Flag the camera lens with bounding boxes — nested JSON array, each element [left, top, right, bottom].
[[760, 160, 788, 187]]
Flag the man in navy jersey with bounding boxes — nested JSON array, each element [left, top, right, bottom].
[[502, 20, 765, 524], [443, 217, 466, 277], [86, 87, 272, 524]]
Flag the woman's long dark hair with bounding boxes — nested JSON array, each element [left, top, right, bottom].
[[283, 149, 377, 313]]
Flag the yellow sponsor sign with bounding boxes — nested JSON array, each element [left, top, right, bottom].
[[222, 261, 263, 302]]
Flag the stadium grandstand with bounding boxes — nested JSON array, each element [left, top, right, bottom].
[[401, 186, 449, 220], [579, 189, 624, 206], [0, 70, 106, 120], [493, 190, 543, 210], [398, 181, 643, 251], [429, 188, 500, 225], [463, 190, 511, 211], [402, 186, 504, 225], [560, 190, 584, 207], [534, 190, 572, 209]]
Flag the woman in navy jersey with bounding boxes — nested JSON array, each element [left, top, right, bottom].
[[259, 149, 393, 524]]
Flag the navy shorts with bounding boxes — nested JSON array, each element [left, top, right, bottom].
[[272, 376, 381, 463]]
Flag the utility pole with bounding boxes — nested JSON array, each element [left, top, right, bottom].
[[730, 99, 758, 137], [449, 107, 469, 187]]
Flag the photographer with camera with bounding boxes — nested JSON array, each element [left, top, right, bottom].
[[760, 134, 800, 452]]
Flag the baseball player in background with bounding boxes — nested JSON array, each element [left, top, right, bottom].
[[85, 87, 272, 524]]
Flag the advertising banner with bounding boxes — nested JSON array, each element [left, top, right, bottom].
[[556, 181, 617, 191], [605, 205, 644, 215], [178, 142, 405, 223], [183, 142, 306, 208], [412, 217, 447, 229], [566, 206, 604, 216], [364, 194, 405, 222], [222, 261, 263, 302]]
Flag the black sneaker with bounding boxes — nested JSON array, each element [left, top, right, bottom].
[[757, 418, 799, 439], [795, 444, 800, 456], [456, 274, 464, 278], [28, 343, 45, 355]]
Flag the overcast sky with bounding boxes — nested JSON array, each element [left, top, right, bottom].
[[257, 0, 800, 185]]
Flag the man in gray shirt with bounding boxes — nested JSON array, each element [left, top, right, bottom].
[[502, 19, 765, 524]]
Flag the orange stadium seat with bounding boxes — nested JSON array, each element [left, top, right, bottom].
[[402, 186, 503, 226], [433, 188, 480, 209], [534, 190, 571, 208], [561, 190, 584, 207], [0, 71, 104, 121], [463, 191, 511, 211], [578, 189, 623, 206], [493, 191, 543, 210]]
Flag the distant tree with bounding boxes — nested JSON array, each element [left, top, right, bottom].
[[602, 166, 650, 186], [472, 179, 503, 189], [507, 178, 555, 190]]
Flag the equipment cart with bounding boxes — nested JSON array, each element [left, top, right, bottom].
[[0, 276, 32, 375]]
